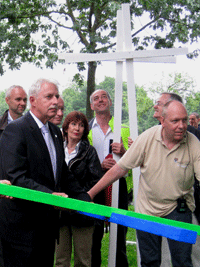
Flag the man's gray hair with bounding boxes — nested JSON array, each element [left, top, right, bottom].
[[6, 85, 24, 98], [161, 92, 183, 103], [29, 79, 59, 97], [90, 89, 112, 104]]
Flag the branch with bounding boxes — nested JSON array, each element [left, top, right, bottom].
[[95, 42, 116, 53], [47, 16, 72, 30], [132, 16, 160, 38], [88, 2, 94, 31], [66, 0, 89, 47]]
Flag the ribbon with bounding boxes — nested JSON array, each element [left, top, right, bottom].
[[0, 183, 199, 244]]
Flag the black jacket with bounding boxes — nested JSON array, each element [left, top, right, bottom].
[[0, 110, 8, 137], [61, 139, 103, 227], [0, 111, 65, 246]]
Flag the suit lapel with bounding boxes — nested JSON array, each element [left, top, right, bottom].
[[24, 112, 55, 179]]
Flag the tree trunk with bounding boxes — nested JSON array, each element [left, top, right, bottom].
[[86, 61, 97, 121]]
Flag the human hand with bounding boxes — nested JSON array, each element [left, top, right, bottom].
[[102, 158, 116, 170], [128, 137, 133, 148], [0, 180, 11, 185], [111, 142, 126, 156], [52, 192, 68, 197], [0, 180, 13, 199]]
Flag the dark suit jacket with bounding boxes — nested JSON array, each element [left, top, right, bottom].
[[0, 111, 65, 246], [0, 110, 8, 137]]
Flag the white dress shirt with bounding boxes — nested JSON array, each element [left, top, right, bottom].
[[91, 118, 113, 163], [64, 140, 80, 165]]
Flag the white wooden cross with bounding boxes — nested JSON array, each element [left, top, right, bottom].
[[59, 3, 188, 267]]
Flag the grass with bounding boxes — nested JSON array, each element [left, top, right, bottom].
[[101, 204, 138, 267]]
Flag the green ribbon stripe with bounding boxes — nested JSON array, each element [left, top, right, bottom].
[[0, 183, 199, 236]]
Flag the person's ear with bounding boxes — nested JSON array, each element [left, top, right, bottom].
[[29, 96, 36, 107]]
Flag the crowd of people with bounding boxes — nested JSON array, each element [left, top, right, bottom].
[[0, 79, 199, 267]]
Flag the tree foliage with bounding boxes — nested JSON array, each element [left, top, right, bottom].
[[0, 91, 7, 116], [148, 72, 196, 101], [1, 0, 200, 119], [185, 92, 200, 116]]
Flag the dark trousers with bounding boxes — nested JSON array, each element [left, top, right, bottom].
[[137, 206, 193, 267], [194, 177, 200, 224], [91, 177, 129, 267], [1, 236, 55, 267], [0, 239, 4, 267]]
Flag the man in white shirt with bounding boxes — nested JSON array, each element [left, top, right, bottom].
[[88, 89, 129, 267]]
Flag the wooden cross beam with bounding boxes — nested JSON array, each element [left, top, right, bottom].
[[59, 47, 188, 63]]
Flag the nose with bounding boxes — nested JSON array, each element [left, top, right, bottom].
[[178, 120, 185, 129], [153, 101, 159, 109], [75, 124, 80, 131], [53, 96, 58, 105], [99, 96, 105, 102]]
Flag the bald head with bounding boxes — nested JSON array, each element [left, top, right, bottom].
[[5, 86, 27, 120], [162, 100, 187, 118], [90, 89, 112, 115]]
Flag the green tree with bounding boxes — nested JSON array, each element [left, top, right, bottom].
[[136, 86, 157, 133], [149, 72, 196, 102], [62, 81, 87, 117], [147, 71, 200, 122], [0, 91, 7, 116], [185, 92, 200, 115], [1, 0, 200, 120]]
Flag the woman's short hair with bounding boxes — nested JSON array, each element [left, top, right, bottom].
[[62, 111, 89, 141]]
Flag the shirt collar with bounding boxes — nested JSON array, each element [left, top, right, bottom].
[[64, 140, 81, 152], [92, 117, 98, 127], [92, 116, 113, 127], [30, 111, 49, 129], [7, 111, 13, 124]]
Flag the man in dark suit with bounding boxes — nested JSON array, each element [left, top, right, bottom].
[[0, 79, 67, 267]]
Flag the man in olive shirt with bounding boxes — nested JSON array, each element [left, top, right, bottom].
[[88, 101, 200, 267]]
